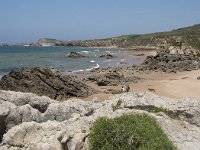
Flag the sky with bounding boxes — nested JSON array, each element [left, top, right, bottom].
[[0, 0, 200, 43]]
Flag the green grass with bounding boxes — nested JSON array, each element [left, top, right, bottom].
[[89, 114, 176, 150], [91, 24, 200, 49], [133, 106, 179, 120]]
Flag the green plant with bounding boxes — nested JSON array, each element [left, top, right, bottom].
[[112, 99, 122, 111], [89, 114, 176, 150], [133, 106, 179, 119]]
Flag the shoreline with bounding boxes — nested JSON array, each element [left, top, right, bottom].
[[81, 47, 200, 101], [1, 47, 200, 101]]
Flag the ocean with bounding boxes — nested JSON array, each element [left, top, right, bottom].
[[0, 46, 143, 78]]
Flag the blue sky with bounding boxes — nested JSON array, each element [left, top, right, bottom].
[[0, 0, 200, 42]]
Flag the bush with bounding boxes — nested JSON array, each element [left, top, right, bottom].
[[89, 114, 176, 150]]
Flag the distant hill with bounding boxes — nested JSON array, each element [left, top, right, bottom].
[[32, 24, 200, 50], [104, 24, 200, 49]]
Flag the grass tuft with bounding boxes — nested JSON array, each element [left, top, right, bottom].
[[89, 114, 176, 150]]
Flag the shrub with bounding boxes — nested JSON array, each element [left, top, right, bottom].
[[89, 114, 176, 150]]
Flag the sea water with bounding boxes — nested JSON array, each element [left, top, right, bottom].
[[0, 46, 142, 77]]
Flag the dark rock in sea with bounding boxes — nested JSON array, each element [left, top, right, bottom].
[[0, 67, 97, 100], [68, 51, 86, 58], [99, 53, 116, 59]]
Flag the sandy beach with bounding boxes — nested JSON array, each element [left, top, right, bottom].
[[83, 69, 200, 101], [82, 47, 200, 101]]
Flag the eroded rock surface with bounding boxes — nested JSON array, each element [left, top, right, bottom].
[[0, 90, 200, 150], [88, 71, 141, 86], [0, 67, 97, 100], [139, 44, 200, 72]]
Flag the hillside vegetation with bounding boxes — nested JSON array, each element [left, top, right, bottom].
[[36, 24, 200, 49], [109, 24, 200, 49]]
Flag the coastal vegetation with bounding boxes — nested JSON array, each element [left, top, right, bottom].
[[88, 114, 176, 150], [33, 24, 200, 50]]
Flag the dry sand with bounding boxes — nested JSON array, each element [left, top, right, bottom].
[[132, 70, 200, 99], [84, 70, 200, 101], [82, 49, 200, 101]]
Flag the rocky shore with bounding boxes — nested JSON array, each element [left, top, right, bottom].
[[0, 67, 97, 101], [1, 39, 200, 149], [0, 90, 200, 149]]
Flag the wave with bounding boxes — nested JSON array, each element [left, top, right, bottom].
[[94, 49, 99, 52], [90, 60, 95, 63], [81, 51, 89, 54], [71, 69, 84, 73], [86, 63, 100, 71]]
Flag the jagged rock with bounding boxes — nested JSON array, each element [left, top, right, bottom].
[[88, 72, 124, 86], [0, 67, 97, 100], [88, 71, 141, 86], [99, 53, 116, 59], [0, 90, 93, 130], [68, 51, 86, 58], [1, 91, 200, 149], [139, 45, 200, 72]]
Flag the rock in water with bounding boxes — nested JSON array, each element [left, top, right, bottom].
[[0, 67, 97, 100], [99, 53, 116, 59], [68, 51, 86, 58]]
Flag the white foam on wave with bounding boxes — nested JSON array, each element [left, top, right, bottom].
[[71, 69, 84, 73], [82, 51, 89, 54], [94, 63, 100, 69], [90, 60, 95, 63], [94, 49, 99, 52], [86, 63, 100, 71]]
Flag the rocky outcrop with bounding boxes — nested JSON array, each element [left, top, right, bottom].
[[138, 44, 200, 73], [88, 71, 141, 86], [99, 53, 116, 59], [1, 90, 200, 149], [68, 51, 86, 58], [0, 67, 97, 100]]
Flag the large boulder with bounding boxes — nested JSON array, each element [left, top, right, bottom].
[[0, 67, 97, 100]]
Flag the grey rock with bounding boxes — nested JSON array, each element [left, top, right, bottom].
[[88, 71, 141, 86], [0, 67, 97, 100], [1, 91, 200, 149], [139, 45, 200, 72], [68, 51, 86, 58], [99, 53, 116, 59]]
